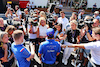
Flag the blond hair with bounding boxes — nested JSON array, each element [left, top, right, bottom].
[[0, 32, 8, 42], [39, 17, 46, 25], [70, 20, 78, 26]]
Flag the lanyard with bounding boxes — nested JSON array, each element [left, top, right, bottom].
[[71, 29, 76, 38]]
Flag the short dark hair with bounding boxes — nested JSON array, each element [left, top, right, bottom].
[[12, 30, 23, 40], [92, 27, 100, 35]]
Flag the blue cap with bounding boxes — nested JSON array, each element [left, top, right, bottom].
[[46, 28, 54, 37]]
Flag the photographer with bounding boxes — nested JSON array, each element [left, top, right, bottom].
[[79, 16, 93, 67], [78, 10, 85, 20], [28, 18, 38, 53], [68, 27, 100, 67], [23, 9, 29, 30], [92, 19, 100, 28], [47, 18, 55, 29], [52, 15, 59, 31], [15, 5, 22, 20], [85, 19, 99, 41], [79, 16, 100, 66], [5, 8, 16, 20], [23, 9, 29, 19]]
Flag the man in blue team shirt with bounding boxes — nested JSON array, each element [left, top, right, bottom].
[[38, 28, 61, 67], [11, 30, 34, 67]]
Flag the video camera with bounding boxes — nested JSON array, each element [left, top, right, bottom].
[[13, 20, 22, 27], [84, 19, 94, 30], [28, 17, 38, 26], [78, 19, 94, 30], [78, 19, 85, 29], [47, 18, 56, 28]]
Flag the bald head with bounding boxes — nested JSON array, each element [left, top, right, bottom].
[[93, 19, 99, 27]]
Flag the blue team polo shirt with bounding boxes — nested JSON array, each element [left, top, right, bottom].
[[38, 39, 61, 64], [11, 43, 31, 67]]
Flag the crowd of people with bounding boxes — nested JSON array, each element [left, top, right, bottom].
[[0, 3, 100, 67]]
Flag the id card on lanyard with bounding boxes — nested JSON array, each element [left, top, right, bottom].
[[71, 30, 76, 42]]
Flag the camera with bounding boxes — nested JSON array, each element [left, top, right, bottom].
[[30, 21, 38, 26], [78, 19, 85, 29], [28, 17, 38, 26], [78, 19, 94, 30], [13, 21, 22, 27], [84, 19, 94, 30], [47, 18, 56, 28], [9, 8, 13, 12]]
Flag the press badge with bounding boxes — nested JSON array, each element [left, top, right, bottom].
[[72, 37, 74, 42]]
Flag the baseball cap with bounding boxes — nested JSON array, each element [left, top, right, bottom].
[[46, 28, 54, 37]]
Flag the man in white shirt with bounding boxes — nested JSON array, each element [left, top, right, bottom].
[[57, 11, 69, 32], [5, 8, 16, 20], [68, 27, 100, 67], [15, 5, 22, 20]]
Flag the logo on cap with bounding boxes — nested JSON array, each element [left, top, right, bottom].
[[46, 28, 54, 37]]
